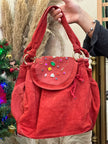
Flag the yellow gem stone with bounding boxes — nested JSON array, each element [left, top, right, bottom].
[[48, 67, 52, 71]]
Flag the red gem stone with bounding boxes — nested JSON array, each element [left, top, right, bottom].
[[56, 73, 60, 76]]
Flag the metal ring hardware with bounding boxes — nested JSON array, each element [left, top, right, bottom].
[[23, 54, 36, 65]]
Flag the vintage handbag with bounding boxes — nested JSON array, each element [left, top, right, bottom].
[[11, 6, 100, 139]]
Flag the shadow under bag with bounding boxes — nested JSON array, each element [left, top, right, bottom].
[[11, 6, 100, 139]]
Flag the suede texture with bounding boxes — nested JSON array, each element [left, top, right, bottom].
[[11, 6, 100, 139]]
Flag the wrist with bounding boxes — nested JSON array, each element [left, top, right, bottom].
[[77, 8, 85, 25], [76, 9, 96, 38]]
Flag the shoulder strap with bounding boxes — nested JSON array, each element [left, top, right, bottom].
[[24, 6, 89, 61]]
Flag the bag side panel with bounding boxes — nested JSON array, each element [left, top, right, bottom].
[[89, 79, 100, 129], [17, 68, 42, 137], [85, 60, 100, 129], [11, 65, 27, 122]]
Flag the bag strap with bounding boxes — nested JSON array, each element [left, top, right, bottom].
[[24, 6, 89, 62]]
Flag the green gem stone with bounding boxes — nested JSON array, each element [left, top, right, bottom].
[[51, 61, 55, 66]]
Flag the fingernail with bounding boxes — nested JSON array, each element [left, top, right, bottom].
[[60, 13, 63, 16], [58, 18, 61, 22], [57, 8, 61, 12]]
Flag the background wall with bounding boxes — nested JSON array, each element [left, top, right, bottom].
[[0, 0, 97, 43], [0, 0, 2, 39]]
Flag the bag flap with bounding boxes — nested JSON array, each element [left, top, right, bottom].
[[31, 56, 78, 90]]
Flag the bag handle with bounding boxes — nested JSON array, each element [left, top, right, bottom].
[[24, 6, 89, 62]]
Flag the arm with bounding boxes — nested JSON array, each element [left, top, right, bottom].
[[83, 20, 108, 57], [50, 0, 108, 57]]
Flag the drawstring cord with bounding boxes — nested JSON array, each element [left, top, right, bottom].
[[71, 80, 77, 98], [76, 74, 84, 83], [71, 74, 84, 98]]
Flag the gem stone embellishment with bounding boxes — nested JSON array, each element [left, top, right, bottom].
[[48, 67, 52, 71], [51, 61, 55, 66], [39, 57, 69, 80], [60, 59, 62, 62], [56, 72, 60, 76], [63, 72, 66, 75], [61, 67, 64, 71], [45, 63, 48, 66], [50, 73, 55, 78], [44, 73, 47, 77]]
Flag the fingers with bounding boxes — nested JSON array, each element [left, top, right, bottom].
[[50, 8, 63, 22], [62, 0, 70, 4], [50, 8, 61, 16]]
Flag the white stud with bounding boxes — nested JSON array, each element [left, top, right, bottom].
[[50, 73, 55, 78], [44, 73, 47, 77]]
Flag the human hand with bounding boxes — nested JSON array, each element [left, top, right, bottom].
[[50, 0, 81, 24]]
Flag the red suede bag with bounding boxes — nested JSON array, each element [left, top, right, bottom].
[[11, 6, 100, 139]]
